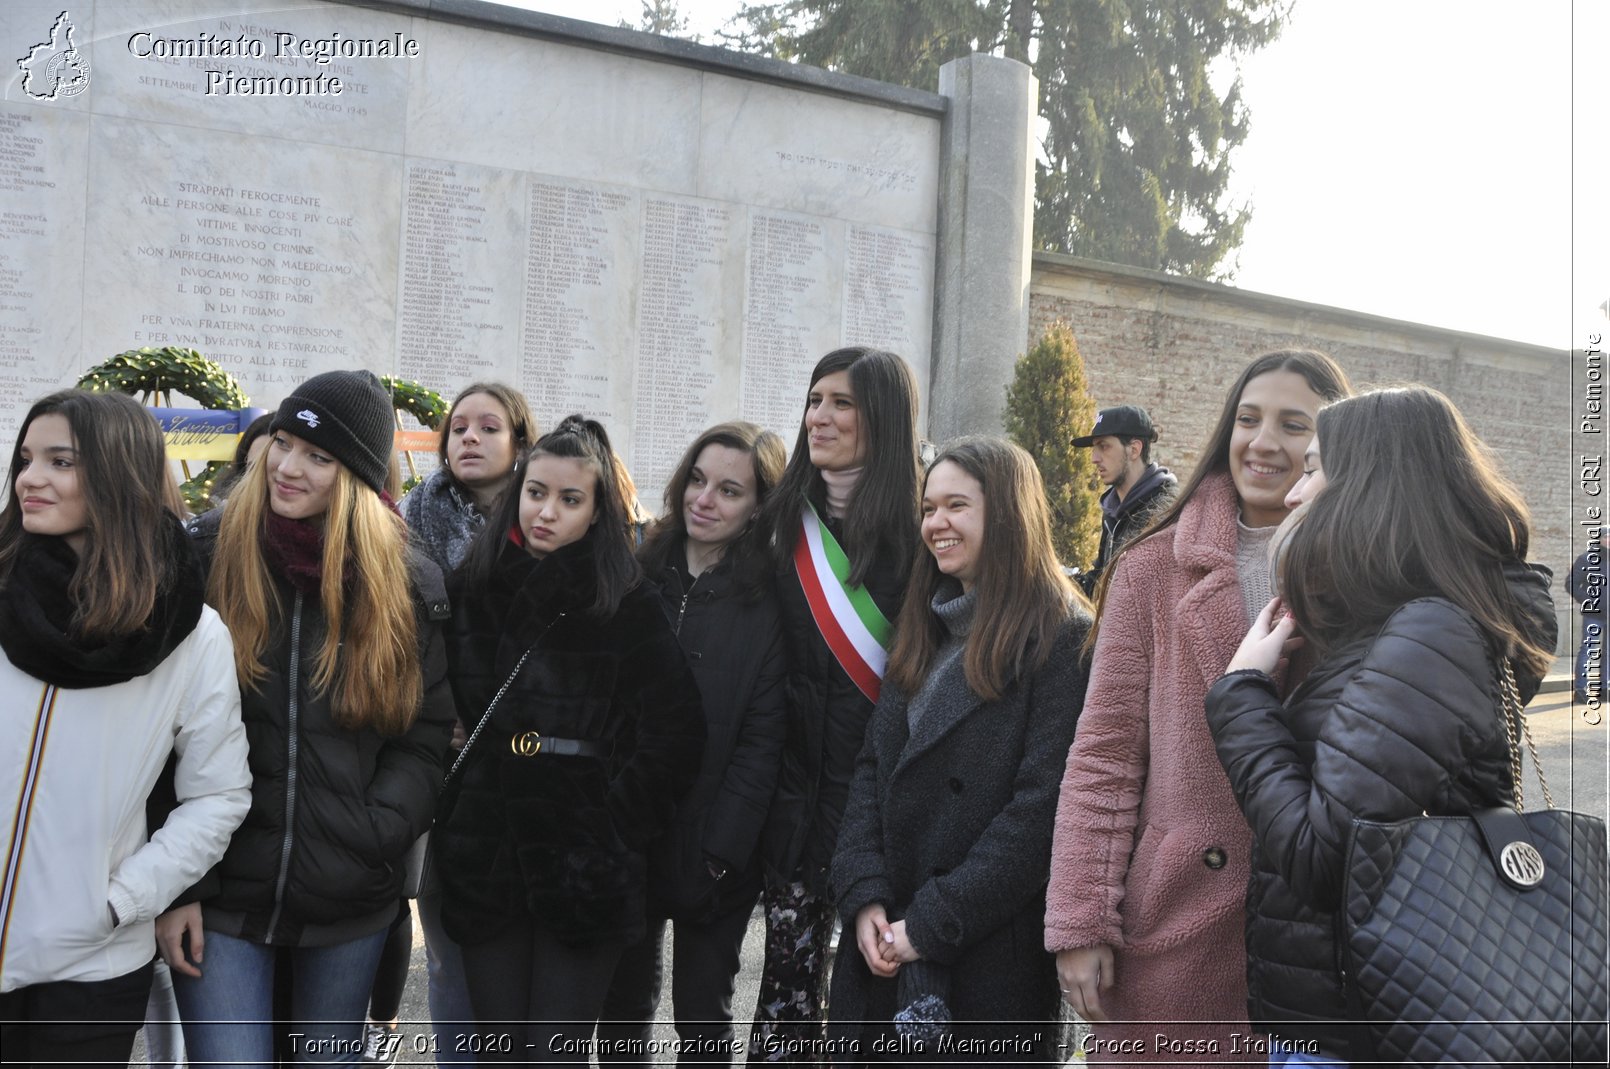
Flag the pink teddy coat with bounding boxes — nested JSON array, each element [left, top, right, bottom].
[[1046, 472, 1258, 1064]]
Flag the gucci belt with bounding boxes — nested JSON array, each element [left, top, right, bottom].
[[508, 731, 607, 758]]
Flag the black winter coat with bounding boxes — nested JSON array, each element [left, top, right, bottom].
[[1078, 464, 1177, 596], [828, 610, 1091, 1043], [1205, 563, 1556, 1055], [762, 514, 907, 896], [436, 538, 705, 947], [184, 511, 455, 944], [645, 546, 787, 920]]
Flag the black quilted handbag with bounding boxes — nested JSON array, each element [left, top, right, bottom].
[[1340, 662, 1609, 1065]]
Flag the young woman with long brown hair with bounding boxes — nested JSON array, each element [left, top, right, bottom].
[[599, 420, 789, 1063], [750, 347, 922, 1061], [432, 416, 705, 1064], [1046, 349, 1352, 1064], [1206, 386, 1558, 1064], [401, 380, 536, 575], [828, 437, 1092, 1060], [159, 371, 454, 1066], [0, 390, 250, 1066]]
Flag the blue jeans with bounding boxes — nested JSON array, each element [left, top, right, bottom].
[[417, 890, 476, 1067], [172, 927, 388, 1069]]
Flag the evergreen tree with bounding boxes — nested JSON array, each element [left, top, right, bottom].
[[1002, 323, 1100, 569], [720, 0, 1287, 278], [624, 0, 699, 39]]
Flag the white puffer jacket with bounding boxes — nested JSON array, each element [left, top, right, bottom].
[[0, 606, 250, 992]]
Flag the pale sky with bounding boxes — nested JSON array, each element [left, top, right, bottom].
[[492, 0, 1604, 351]]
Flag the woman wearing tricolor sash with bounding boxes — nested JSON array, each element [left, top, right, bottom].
[[749, 348, 922, 1062]]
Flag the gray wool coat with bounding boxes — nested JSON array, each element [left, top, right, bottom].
[[828, 601, 1090, 1045]]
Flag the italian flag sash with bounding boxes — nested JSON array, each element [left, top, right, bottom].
[[793, 503, 892, 704]]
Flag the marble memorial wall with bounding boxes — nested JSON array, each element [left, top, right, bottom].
[[1, 0, 939, 500]]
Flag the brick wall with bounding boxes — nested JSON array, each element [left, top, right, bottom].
[[1029, 253, 1572, 647]]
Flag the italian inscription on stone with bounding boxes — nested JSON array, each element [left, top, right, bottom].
[[398, 162, 505, 387], [132, 177, 359, 396], [740, 211, 836, 443], [521, 179, 638, 431], [843, 224, 932, 361], [632, 197, 733, 495], [0, 109, 68, 425]]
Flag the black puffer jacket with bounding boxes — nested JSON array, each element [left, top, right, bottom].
[[1205, 563, 1556, 1055], [761, 513, 907, 896], [644, 545, 788, 920], [436, 537, 705, 947], [185, 510, 455, 944]]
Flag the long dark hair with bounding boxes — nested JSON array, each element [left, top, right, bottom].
[[887, 437, 1087, 702], [0, 389, 184, 638], [760, 347, 922, 586], [1085, 348, 1353, 650], [1280, 386, 1552, 677], [640, 421, 787, 589], [459, 414, 641, 617]]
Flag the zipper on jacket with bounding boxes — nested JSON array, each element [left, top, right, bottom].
[[264, 592, 304, 942], [673, 572, 703, 636]]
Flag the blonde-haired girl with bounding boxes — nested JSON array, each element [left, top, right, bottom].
[[159, 370, 454, 1066]]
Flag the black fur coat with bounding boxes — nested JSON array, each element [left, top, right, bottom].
[[435, 536, 705, 947]]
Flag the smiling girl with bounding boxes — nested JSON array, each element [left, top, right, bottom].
[[161, 370, 455, 1067], [0, 391, 249, 1064], [1046, 350, 1351, 1064], [750, 348, 922, 1059], [600, 421, 789, 1063], [433, 415, 704, 1063], [828, 437, 1092, 1060]]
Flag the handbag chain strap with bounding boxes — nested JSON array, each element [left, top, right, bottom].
[[444, 611, 566, 787], [1499, 658, 1553, 811]]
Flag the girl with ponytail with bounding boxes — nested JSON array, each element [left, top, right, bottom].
[[433, 415, 705, 1062]]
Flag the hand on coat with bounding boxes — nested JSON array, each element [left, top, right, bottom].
[[155, 902, 205, 978], [1057, 944, 1114, 1022], [1226, 598, 1303, 676], [855, 903, 900, 978]]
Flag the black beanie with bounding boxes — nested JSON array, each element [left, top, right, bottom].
[[269, 370, 393, 493]]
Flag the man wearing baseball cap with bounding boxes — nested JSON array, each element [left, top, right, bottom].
[[1072, 404, 1177, 596]]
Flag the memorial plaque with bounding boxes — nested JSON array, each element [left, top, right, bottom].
[[521, 177, 640, 443], [89, 2, 413, 155], [397, 159, 524, 389], [698, 75, 940, 232], [740, 210, 840, 443], [2, 0, 942, 510], [0, 103, 87, 430], [843, 224, 934, 398], [631, 195, 741, 495], [80, 117, 401, 404]]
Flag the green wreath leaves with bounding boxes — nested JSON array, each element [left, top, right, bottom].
[[78, 347, 249, 513]]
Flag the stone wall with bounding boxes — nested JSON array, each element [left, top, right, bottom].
[[1030, 253, 1572, 643], [1, 0, 970, 503]]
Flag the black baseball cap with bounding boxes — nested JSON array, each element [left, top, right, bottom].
[[1072, 405, 1157, 447]]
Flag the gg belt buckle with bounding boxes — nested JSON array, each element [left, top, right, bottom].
[[510, 731, 543, 757]]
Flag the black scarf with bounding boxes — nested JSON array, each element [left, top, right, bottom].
[[0, 520, 206, 688]]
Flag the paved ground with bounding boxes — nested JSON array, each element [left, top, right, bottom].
[[134, 670, 1607, 1067]]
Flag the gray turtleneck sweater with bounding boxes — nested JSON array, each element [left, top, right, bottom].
[[905, 581, 977, 733]]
